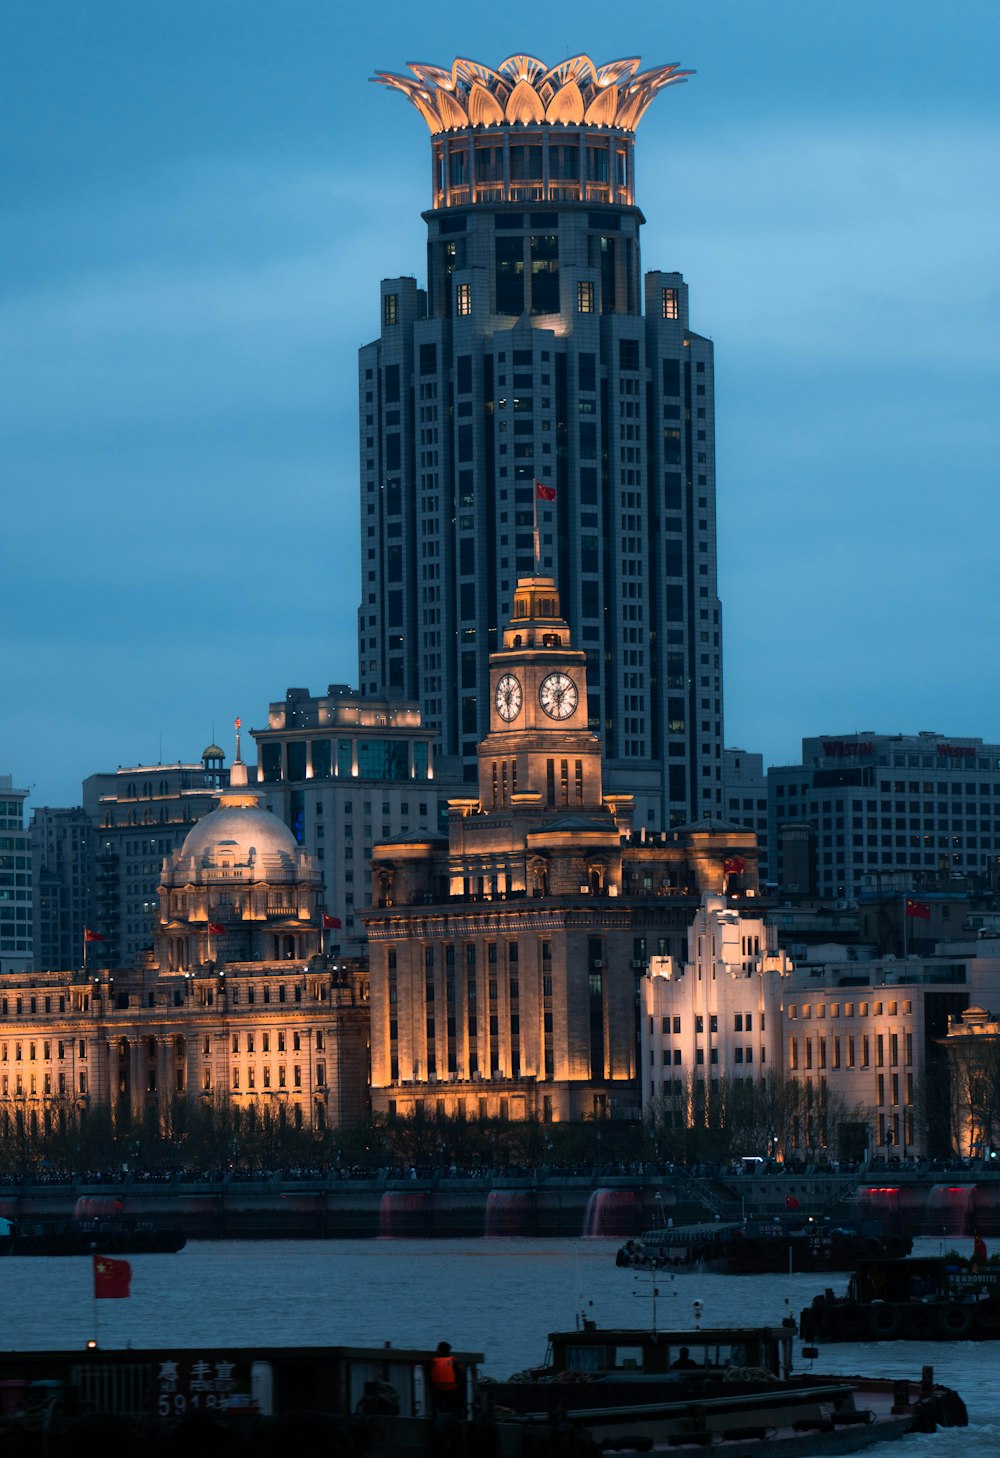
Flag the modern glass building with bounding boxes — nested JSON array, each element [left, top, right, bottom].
[[358, 53, 724, 827]]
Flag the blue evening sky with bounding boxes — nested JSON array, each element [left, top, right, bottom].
[[4, 1, 999, 808]]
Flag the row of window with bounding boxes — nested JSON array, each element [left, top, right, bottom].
[[650, 1013, 768, 1036], [787, 999, 912, 1019], [787, 1033, 913, 1070], [231, 1030, 323, 1054], [232, 1064, 323, 1089]]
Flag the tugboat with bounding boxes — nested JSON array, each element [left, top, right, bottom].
[[799, 1253, 1000, 1342], [486, 1319, 967, 1450]]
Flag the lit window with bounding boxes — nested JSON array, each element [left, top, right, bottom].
[[577, 281, 594, 313], [456, 283, 472, 316], [383, 293, 399, 326], [661, 287, 678, 320]]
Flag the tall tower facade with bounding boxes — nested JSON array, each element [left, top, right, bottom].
[[359, 53, 724, 828]]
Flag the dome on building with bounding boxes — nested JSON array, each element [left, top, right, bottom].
[[171, 754, 300, 876], [201, 742, 225, 760], [178, 802, 300, 872]]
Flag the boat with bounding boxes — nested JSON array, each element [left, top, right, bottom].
[[617, 1218, 910, 1275], [0, 1215, 186, 1256], [799, 1253, 1000, 1342], [0, 1328, 966, 1455], [485, 1320, 967, 1452]]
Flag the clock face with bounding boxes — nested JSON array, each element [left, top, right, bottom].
[[538, 672, 579, 720], [495, 673, 523, 722]]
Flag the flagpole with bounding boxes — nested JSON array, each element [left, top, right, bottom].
[[533, 484, 540, 571], [903, 895, 908, 958]]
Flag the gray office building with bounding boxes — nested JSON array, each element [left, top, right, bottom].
[[359, 53, 724, 827]]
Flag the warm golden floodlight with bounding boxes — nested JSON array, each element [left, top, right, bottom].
[[372, 54, 693, 134]]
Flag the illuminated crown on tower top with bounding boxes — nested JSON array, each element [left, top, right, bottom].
[[372, 54, 693, 134]]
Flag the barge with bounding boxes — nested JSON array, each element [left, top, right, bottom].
[[617, 1219, 910, 1275], [0, 1215, 185, 1256]]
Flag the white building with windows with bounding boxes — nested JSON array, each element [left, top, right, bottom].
[[640, 895, 791, 1126], [768, 731, 1000, 900]]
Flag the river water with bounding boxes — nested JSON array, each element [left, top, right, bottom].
[[1, 1235, 996, 1456]]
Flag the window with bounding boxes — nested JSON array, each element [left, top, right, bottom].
[[456, 282, 472, 316], [383, 293, 399, 326], [661, 287, 679, 319], [577, 280, 594, 313]]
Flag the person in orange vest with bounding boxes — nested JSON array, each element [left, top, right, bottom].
[[429, 1340, 463, 1415]]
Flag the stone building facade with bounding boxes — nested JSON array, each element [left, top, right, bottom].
[[0, 743, 368, 1135], [641, 895, 792, 1125], [362, 575, 756, 1122]]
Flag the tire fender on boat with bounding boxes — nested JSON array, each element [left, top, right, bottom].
[[937, 1303, 973, 1339], [866, 1303, 901, 1339]]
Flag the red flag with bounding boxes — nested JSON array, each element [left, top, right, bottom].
[[83, 929, 104, 943], [93, 1254, 131, 1299], [905, 899, 931, 920], [322, 914, 342, 930], [724, 858, 745, 874], [534, 481, 557, 501], [235, 716, 241, 730], [207, 923, 226, 935]]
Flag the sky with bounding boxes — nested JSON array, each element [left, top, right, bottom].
[[3, 1, 999, 810]]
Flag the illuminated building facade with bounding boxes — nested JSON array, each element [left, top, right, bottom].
[[641, 895, 791, 1124], [360, 54, 724, 828], [363, 576, 755, 1122], [940, 1004, 1000, 1159], [250, 684, 463, 953], [0, 746, 368, 1133], [782, 946, 1000, 1161]]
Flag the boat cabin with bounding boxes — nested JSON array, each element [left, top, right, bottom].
[[544, 1326, 793, 1381]]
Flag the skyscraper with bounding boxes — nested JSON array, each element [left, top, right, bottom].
[[359, 53, 724, 828]]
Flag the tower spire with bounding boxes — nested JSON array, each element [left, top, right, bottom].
[[228, 716, 250, 792]]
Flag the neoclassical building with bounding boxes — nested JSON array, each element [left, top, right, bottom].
[[0, 742, 369, 1134], [362, 576, 757, 1122], [157, 744, 325, 970]]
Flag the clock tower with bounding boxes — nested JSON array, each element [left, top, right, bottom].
[[478, 575, 605, 813]]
